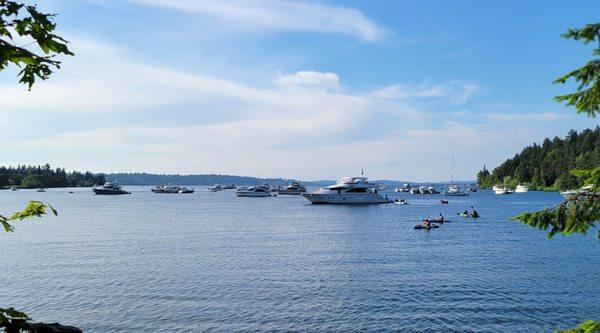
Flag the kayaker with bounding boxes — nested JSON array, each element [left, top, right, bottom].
[[463, 209, 468, 215], [471, 210, 479, 218]]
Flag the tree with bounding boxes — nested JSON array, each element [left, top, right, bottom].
[[515, 22, 600, 239], [0, 0, 73, 89]]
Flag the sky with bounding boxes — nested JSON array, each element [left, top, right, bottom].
[[1, 0, 599, 181]]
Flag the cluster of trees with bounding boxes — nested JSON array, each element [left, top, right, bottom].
[[0, 165, 106, 188], [105, 172, 297, 186], [477, 127, 600, 190]]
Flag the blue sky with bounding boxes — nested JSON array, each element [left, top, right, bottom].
[[1, 0, 599, 181]]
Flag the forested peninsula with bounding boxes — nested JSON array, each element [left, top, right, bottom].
[[0, 165, 106, 189], [477, 127, 600, 190]]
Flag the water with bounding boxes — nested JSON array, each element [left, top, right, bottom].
[[1, 187, 598, 332]]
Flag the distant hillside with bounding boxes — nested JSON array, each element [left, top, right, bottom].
[[105, 173, 475, 188], [105, 172, 301, 186], [477, 127, 600, 190]]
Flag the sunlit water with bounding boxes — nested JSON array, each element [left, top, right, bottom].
[[1, 187, 598, 332]]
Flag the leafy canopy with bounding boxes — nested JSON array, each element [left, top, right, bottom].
[[0, 0, 73, 89], [554, 23, 600, 116]]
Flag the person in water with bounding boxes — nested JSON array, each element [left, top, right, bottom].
[[471, 210, 479, 218], [438, 214, 444, 222], [423, 219, 430, 228]]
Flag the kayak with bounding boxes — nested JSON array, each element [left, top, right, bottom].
[[457, 213, 469, 217], [431, 219, 450, 223], [394, 201, 408, 205], [414, 224, 439, 230]]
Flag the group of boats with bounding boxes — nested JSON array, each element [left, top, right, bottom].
[[492, 184, 529, 195]]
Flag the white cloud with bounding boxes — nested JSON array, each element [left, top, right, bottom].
[[0, 38, 549, 181], [274, 71, 339, 91], [126, 0, 384, 42], [371, 80, 480, 104]]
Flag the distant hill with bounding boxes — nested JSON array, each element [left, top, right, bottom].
[[105, 172, 301, 186], [477, 127, 600, 190], [105, 172, 475, 188]]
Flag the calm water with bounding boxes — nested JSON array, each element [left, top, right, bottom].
[[1, 187, 598, 332]]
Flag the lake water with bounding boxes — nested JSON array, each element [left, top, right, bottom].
[[1, 187, 598, 332]]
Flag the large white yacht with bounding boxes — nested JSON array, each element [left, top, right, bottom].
[[235, 184, 272, 197], [302, 170, 390, 204]]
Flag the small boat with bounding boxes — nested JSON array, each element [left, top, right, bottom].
[[207, 185, 223, 192], [277, 181, 307, 195], [560, 185, 595, 200], [394, 198, 408, 205], [440, 199, 448, 204], [10, 187, 18, 191], [92, 182, 130, 195], [515, 184, 529, 193], [414, 224, 439, 230], [444, 184, 468, 196], [410, 187, 421, 194], [494, 187, 508, 195], [178, 188, 194, 194], [395, 183, 411, 193], [222, 184, 236, 189], [37, 188, 46, 192], [457, 212, 469, 217], [152, 185, 182, 193], [235, 184, 272, 197]]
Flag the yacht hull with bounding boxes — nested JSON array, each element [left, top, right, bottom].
[[302, 193, 389, 204], [276, 190, 306, 195], [93, 189, 130, 195]]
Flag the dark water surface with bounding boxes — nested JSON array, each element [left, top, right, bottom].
[[1, 187, 598, 332]]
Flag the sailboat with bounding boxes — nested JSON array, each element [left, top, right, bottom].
[[443, 154, 468, 197]]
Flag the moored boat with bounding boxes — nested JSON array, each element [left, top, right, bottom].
[[277, 181, 306, 195], [515, 184, 529, 193], [92, 182, 130, 195], [235, 184, 272, 197], [302, 170, 390, 204]]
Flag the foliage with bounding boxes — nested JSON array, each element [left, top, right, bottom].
[[0, 200, 56, 232], [477, 128, 599, 190], [0, 164, 105, 188], [0, 307, 29, 330], [0, 0, 73, 89], [554, 320, 600, 333], [553, 23, 600, 116]]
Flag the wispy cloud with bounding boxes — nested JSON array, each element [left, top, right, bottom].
[[371, 80, 480, 104], [124, 0, 385, 42], [485, 112, 571, 122]]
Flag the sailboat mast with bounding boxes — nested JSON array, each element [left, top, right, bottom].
[[451, 153, 454, 184]]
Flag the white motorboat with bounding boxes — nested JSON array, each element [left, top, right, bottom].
[[235, 184, 272, 197], [222, 184, 236, 189], [394, 198, 408, 205], [302, 170, 390, 204], [152, 185, 183, 193], [178, 187, 194, 193], [494, 187, 508, 195], [418, 185, 429, 194], [207, 185, 223, 192], [10, 187, 18, 191], [561, 185, 595, 200], [37, 188, 46, 192], [515, 185, 529, 193], [428, 186, 439, 194], [410, 187, 421, 194], [277, 181, 307, 195], [92, 182, 130, 195]]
